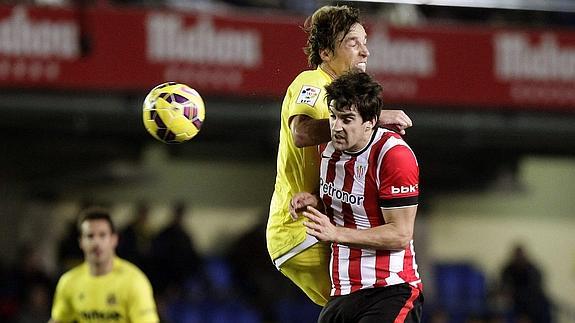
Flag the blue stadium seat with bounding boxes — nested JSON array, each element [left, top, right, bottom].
[[434, 263, 487, 323]]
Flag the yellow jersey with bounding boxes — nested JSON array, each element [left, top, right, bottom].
[[51, 257, 159, 323], [267, 67, 332, 260]]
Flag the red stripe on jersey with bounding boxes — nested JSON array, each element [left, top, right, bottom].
[[399, 242, 415, 283], [394, 285, 421, 323], [323, 149, 341, 295], [331, 243, 341, 296], [342, 158, 357, 229], [323, 150, 340, 218], [376, 249, 391, 284]]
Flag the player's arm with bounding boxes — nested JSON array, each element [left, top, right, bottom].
[[290, 115, 331, 148], [290, 110, 412, 148], [378, 110, 412, 136], [303, 205, 416, 250], [127, 272, 159, 323], [49, 275, 74, 323]]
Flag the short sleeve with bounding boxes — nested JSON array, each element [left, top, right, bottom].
[[286, 70, 331, 122], [378, 144, 419, 208]]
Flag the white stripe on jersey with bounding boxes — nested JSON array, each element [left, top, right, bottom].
[[385, 272, 405, 286], [360, 249, 377, 288], [389, 249, 406, 272], [410, 240, 421, 280]]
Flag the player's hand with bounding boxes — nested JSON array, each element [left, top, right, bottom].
[[289, 192, 319, 220], [378, 110, 412, 135], [303, 206, 338, 242]]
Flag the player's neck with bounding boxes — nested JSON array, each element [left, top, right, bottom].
[[319, 63, 338, 80], [346, 129, 375, 154], [89, 257, 114, 276]]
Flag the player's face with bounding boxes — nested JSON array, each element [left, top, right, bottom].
[[329, 105, 375, 152], [326, 23, 369, 76], [79, 219, 118, 267]]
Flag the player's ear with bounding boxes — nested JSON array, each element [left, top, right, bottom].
[[365, 118, 376, 130], [111, 233, 118, 247], [320, 48, 332, 61]]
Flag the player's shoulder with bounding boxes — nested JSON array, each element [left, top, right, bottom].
[[290, 68, 330, 88], [58, 262, 88, 285], [376, 128, 407, 144], [375, 129, 415, 156], [114, 257, 148, 279]]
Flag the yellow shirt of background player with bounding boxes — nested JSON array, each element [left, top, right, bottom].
[[51, 257, 159, 323], [267, 67, 332, 260]]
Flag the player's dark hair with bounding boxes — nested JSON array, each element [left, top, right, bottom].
[[77, 207, 116, 234], [325, 70, 383, 123], [303, 5, 361, 68]]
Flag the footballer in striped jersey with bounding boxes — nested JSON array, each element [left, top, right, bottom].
[[291, 71, 423, 322]]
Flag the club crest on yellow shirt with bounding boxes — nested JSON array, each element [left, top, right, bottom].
[[107, 294, 117, 306]]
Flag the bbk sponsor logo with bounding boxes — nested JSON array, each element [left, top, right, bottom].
[[391, 184, 418, 194], [320, 178, 364, 206]]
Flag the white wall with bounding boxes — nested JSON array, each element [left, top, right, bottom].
[[428, 157, 575, 316]]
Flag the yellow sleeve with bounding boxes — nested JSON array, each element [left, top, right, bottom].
[[51, 274, 75, 322], [127, 272, 159, 323], [287, 71, 330, 121]]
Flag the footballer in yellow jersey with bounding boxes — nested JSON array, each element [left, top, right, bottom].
[[50, 207, 159, 323], [51, 258, 158, 323], [266, 5, 412, 306], [267, 67, 332, 261]]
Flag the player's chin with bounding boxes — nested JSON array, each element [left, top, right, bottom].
[[332, 142, 347, 151]]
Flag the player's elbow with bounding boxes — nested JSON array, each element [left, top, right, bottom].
[[293, 139, 307, 148], [292, 132, 309, 148], [392, 231, 413, 250]]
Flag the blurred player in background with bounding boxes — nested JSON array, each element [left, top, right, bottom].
[[292, 70, 423, 322], [266, 5, 413, 306], [49, 207, 159, 323]]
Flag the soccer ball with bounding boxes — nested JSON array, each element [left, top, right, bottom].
[[142, 82, 205, 144]]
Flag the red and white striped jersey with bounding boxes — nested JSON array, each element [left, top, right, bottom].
[[319, 128, 422, 296]]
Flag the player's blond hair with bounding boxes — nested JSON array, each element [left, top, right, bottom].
[[303, 5, 361, 68]]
